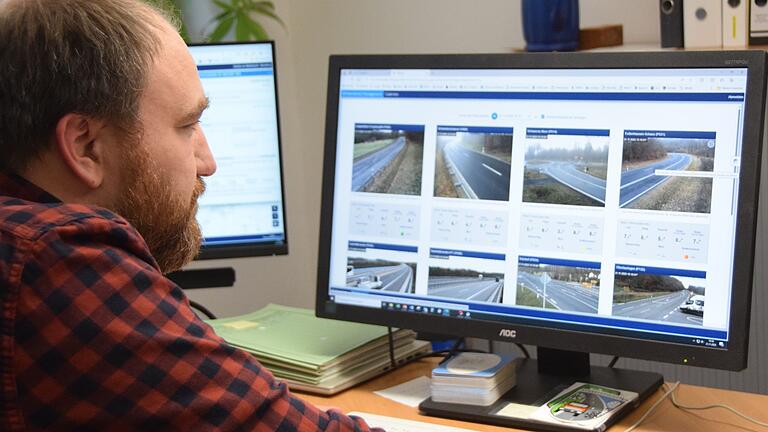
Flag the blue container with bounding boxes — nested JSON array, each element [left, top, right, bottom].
[[522, 0, 580, 52]]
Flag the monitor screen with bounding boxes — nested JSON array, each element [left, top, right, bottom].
[[188, 42, 287, 259], [317, 51, 766, 371]]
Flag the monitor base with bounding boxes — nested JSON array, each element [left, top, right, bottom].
[[419, 355, 663, 432]]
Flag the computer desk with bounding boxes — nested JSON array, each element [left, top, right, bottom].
[[298, 357, 768, 431]]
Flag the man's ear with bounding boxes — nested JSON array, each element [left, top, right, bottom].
[[53, 113, 109, 190]]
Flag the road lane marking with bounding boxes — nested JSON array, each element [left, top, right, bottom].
[[619, 154, 686, 189], [542, 166, 606, 204], [620, 176, 673, 207], [560, 163, 607, 188], [559, 288, 598, 311], [482, 163, 503, 176]]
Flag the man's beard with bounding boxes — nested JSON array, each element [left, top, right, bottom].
[[112, 146, 205, 274]]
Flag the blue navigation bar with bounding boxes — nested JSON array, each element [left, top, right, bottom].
[[526, 128, 610, 137], [519, 255, 601, 269], [355, 123, 425, 132], [199, 69, 273, 78], [349, 241, 418, 253], [624, 130, 717, 139], [430, 248, 506, 261], [197, 62, 273, 70], [340, 90, 744, 102], [437, 126, 514, 134], [615, 264, 707, 279]]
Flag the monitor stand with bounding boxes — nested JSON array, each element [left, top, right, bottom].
[[166, 267, 236, 289], [419, 347, 663, 432]]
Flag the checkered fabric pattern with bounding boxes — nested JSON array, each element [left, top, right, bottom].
[[0, 173, 382, 431]]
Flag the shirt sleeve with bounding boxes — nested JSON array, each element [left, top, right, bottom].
[[13, 217, 383, 431]]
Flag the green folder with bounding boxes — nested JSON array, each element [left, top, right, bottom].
[[206, 303, 391, 369]]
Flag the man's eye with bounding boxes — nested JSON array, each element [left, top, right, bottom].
[[183, 120, 201, 129]]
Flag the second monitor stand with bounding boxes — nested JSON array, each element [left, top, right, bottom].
[[419, 347, 663, 432]]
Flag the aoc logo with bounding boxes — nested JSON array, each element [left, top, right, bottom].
[[498, 328, 517, 338]]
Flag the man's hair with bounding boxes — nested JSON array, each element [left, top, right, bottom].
[[0, 0, 176, 172]]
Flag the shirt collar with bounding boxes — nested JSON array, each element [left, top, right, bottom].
[[0, 172, 62, 204]]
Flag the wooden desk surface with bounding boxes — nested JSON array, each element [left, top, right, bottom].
[[297, 358, 768, 431]]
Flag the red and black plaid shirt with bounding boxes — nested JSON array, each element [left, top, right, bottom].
[[0, 173, 381, 431]]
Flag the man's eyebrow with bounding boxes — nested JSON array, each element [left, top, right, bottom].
[[179, 96, 210, 124]]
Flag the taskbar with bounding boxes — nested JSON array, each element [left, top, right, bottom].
[[329, 289, 728, 350]]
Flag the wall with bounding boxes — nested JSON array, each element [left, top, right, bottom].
[[181, 1, 767, 394]]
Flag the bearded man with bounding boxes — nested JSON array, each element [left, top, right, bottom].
[[0, 0, 381, 430]]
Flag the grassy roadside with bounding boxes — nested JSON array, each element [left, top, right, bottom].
[[516, 284, 557, 309]]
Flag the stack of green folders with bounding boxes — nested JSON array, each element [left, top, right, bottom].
[[206, 304, 431, 395]]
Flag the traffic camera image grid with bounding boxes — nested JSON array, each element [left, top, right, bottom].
[[351, 123, 425, 196], [516, 256, 600, 314], [612, 265, 705, 326], [433, 126, 514, 201], [426, 248, 505, 304], [620, 130, 715, 213], [523, 128, 610, 207], [346, 257, 417, 294], [427, 267, 504, 304]]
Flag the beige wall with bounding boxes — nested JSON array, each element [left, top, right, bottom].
[[185, 0, 661, 316]]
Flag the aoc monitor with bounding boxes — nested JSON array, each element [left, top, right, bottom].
[[188, 41, 288, 260], [316, 50, 766, 429]]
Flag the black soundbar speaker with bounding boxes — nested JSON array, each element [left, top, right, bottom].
[[660, 0, 685, 47]]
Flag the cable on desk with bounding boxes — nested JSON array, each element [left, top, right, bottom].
[[668, 382, 768, 428], [516, 343, 530, 358], [624, 381, 768, 431], [607, 356, 619, 368], [189, 300, 217, 320], [386, 327, 396, 368], [623, 382, 679, 432]]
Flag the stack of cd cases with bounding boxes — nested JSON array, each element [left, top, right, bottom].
[[431, 352, 517, 406]]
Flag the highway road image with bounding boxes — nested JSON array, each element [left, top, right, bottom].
[[621, 133, 715, 213], [427, 267, 504, 303], [613, 290, 702, 326], [352, 124, 424, 195], [516, 268, 599, 314], [433, 127, 513, 201], [523, 136, 609, 207], [613, 272, 705, 326], [346, 258, 416, 293]]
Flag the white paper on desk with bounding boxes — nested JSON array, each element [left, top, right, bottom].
[[374, 376, 432, 408]]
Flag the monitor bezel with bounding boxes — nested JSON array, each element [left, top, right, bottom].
[[316, 50, 766, 371], [188, 41, 289, 260]]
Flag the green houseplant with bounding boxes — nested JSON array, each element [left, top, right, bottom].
[[148, 0, 284, 42]]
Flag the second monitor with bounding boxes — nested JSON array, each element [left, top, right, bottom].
[[189, 41, 288, 260]]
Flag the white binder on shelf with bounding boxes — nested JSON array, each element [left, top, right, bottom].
[[750, 0, 768, 44], [684, 0, 723, 47], [723, 0, 749, 47]]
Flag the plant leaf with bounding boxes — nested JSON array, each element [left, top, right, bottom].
[[245, 18, 269, 40], [251, 4, 286, 28], [208, 14, 235, 41], [212, 10, 231, 21], [212, 0, 232, 12], [235, 11, 250, 41], [203, 0, 285, 42], [252, 1, 276, 9]]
